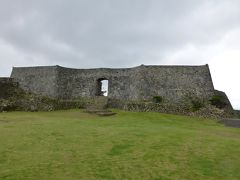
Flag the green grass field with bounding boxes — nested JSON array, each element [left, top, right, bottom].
[[0, 109, 240, 179]]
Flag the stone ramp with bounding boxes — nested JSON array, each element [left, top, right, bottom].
[[85, 97, 116, 116], [219, 119, 240, 128], [86, 96, 108, 110]]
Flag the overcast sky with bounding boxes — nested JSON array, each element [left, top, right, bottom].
[[0, 0, 239, 109]]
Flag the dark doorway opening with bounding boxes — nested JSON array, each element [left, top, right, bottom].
[[96, 78, 109, 96]]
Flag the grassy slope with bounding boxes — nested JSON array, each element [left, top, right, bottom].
[[0, 110, 240, 180]]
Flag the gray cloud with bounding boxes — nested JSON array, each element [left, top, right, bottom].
[[0, 0, 240, 108], [0, 0, 238, 65]]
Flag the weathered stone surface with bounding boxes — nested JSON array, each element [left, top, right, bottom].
[[10, 64, 215, 103], [0, 80, 87, 112]]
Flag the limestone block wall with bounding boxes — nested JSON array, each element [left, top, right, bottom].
[[10, 64, 215, 102], [55, 66, 137, 99], [11, 66, 58, 98], [137, 65, 215, 101]]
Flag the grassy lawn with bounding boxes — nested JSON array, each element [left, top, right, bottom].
[[0, 109, 240, 179]]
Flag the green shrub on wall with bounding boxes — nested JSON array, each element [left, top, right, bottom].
[[191, 99, 204, 112], [209, 95, 227, 109], [152, 96, 163, 103]]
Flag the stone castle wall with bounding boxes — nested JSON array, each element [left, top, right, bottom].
[[11, 66, 58, 98], [10, 64, 215, 102]]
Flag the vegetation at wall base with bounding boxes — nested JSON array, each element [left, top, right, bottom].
[[0, 86, 235, 119], [0, 109, 240, 179], [191, 99, 205, 112]]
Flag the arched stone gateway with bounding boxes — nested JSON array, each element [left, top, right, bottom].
[[96, 78, 109, 96], [10, 64, 216, 103]]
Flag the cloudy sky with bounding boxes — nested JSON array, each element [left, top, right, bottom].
[[0, 0, 239, 109]]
